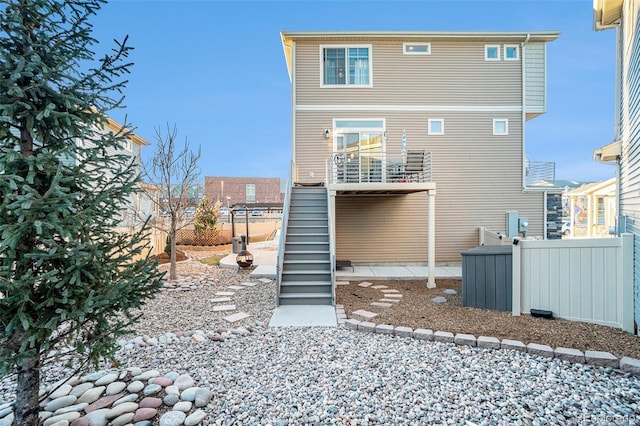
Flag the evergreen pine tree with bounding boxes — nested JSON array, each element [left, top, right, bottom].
[[0, 1, 165, 423]]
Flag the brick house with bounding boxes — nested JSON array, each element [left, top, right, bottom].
[[204, 176, 282, 207]]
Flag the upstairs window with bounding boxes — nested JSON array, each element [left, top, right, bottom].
[[322, 45, 371, 87], [504, 45, 519, 60], [403, 43, 431, 55], [493, 119, 509, 135], [485, 45, 500, 61], [428, 119, 444, 135]]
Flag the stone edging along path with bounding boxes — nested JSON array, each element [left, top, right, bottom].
[[334, 280, 640, 376]]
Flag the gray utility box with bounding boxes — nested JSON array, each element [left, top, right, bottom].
[[461, 245, 513, 311], [232, 237, 242, 254]]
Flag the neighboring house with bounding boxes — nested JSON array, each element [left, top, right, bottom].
[[565, 177, 617, 238], [205, 176, 282, 207], [593, 0, 640, 331], [276, 30, 560, 303]]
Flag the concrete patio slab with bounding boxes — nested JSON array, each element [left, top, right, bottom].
[[269, 305, 337, 327]]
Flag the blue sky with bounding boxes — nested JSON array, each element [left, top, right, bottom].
[[90, 0, 618, 184]]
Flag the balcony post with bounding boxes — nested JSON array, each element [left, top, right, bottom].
[[428, 189, 436, 288]]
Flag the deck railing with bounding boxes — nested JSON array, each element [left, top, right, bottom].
[[325, 152, 432, 185], [275, 160, 294, 307]]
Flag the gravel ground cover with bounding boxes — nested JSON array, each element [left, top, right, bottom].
[[2, 249, 640, 425], [336, 278, 640, 360]]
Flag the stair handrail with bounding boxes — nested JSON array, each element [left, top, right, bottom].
[[275, 160, 294, 306], [326, 186, 336, 305]]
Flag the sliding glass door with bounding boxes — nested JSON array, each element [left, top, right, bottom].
[[334, 120, 385, 183]]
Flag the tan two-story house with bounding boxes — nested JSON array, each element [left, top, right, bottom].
[[276, 31, 559, 305]]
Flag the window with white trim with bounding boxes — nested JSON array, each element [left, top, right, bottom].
[[493, 119, 509, 135], [428, 119, 444, 135], [485, 45, 500, 61], [403, 43, 431, 55], [123, 139, 132, 151], [504, 44, 519, 60], [246, 184, 256, 203], [321, 45, 371, 86]]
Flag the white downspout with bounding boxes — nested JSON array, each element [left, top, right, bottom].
[[521, 33, 531, 191]]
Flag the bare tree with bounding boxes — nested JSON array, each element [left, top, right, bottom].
[[140, 124, 201, 280]]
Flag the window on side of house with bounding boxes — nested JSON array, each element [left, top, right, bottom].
[[246, 184, 256, 203], [493, 119, 509, 135], [504, 44, 519, 60], [428, 119, 444, 135], [403, 43, 431, 55], [485, 45, 500, 61], [123, 139, 132, 151], [322, 45, 371, 87]]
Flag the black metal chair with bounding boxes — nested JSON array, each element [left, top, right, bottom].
[[404, 150, 427, 182]]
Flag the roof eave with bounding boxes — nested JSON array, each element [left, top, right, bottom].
[[280, 30, 561, 43], [593, 0, 623, 30]]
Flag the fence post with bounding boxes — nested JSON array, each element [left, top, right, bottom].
[[621, 233, 634, 333], [512, 239, 521, 316]]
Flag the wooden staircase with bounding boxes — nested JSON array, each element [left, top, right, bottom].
[[278, 186, 333, 305]]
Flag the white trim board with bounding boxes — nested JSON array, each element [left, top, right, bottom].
[[296, 104, 523, 112]]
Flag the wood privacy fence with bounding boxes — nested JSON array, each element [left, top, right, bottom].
[[512, 234, 634, 333], [175, 229, 233, 246]]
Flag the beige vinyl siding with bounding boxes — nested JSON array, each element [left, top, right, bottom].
[[524, 42, 546, 114], [335, 194, 428, 264], [295, 40, 522, 106], [291, 35, 547, 263], [296, 110, 543, 262], [335, 190, 543, 264]]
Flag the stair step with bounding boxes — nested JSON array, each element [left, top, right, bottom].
[[285, 243, 329, 252], [286, 234, 329, 244], [283, 259, 330, 270], [278, 292, 333, 305], [280, 281, 332, 293], [284, 251, 330, 262], [282, 271, 331, 282]]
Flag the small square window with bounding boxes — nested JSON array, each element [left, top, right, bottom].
[[485, 45, 500, 61], [403, 43, 431, 55], [428, 119, 444, 135], [493, 119, 508, 135], [504, 45, 519, 60]]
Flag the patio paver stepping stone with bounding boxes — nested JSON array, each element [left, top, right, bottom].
[[370, 285, 388, 289], [351, 310, 379, 320], [223, 312, 250, 323], [443, 289, 457, 295], [384, 294, 403, 299], [227, 285, 244, 290], [215, 291, 235, 296], [358, 282, 373, 287], [370, 302, 393, 308], [258, 278, 272, 284], [212, 304, 236, 312], [431, 296, 447, 303], [380, 289, 400, 293], [240, 281, 257, 287], [380, 298, 400, 303], [336, 281, 350, 286], [210, 297, 232, 303]]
